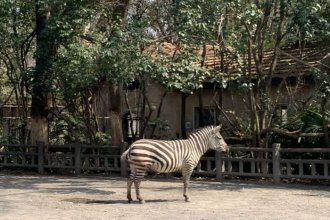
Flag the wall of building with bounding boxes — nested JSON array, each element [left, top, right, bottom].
[[124, 77, 320, 140]]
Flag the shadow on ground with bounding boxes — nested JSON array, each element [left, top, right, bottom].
[[62, 197, 177, 204]]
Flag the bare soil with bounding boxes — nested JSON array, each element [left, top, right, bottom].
[[1, 173, 330, 220]]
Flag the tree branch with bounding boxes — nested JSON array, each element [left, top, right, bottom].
[[276, 48, 322, 71], [260, 127, 327, 139]]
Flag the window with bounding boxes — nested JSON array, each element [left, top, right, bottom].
[[194, 106, 217, 128], [273, 105, 288, 125], [123, 112, 140, 142]]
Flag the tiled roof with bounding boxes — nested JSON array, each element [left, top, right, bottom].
[[151, 42, 329, 78]]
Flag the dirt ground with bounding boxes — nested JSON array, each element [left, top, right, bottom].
[[1, 173, 330, 220]]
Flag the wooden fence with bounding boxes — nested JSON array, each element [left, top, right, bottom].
[[0, 143, 127, 176], [198, 143, 330, 182], [0, 143, 330, 183]]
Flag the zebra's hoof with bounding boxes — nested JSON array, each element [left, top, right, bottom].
[[184, 197, 190, 202], [128, 199, 133, 204], [139, 199, 145, 204]]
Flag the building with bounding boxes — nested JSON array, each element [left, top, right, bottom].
[[124, 44, 330, 140]]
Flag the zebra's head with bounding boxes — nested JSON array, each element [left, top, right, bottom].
[[208, 125, 229, 153]]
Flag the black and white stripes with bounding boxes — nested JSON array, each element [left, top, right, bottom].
[[121, 125, 229, 203]]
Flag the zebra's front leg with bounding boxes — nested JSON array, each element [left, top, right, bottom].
[[183, 179, 189, 202], [182, 169, 193, 202], [127, 174, 134, 203]]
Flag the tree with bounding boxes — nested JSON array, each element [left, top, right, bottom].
[[30, 0, 53, 145], [0, 0, 35, 143], [147, 0, 226, 137], [31, 0, 94, 145], [215, 0, 330, 148]]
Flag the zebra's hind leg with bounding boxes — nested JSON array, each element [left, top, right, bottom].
[[133, 171, 146, 204], [127, 173, 134, 203]]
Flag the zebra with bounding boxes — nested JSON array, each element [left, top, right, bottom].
[[121, 125, 229, 204]]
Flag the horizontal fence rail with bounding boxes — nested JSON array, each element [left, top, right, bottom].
[[1, 143, 330, 182]]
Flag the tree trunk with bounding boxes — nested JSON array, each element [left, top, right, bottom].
[[150, 90, 167, 138], [107, 0, 131, 146], [109, 84, 123, 145], [181, 93, 188, 139], [30, 0, 54, 145], [247, 39, 260, 148], [198, 89, 205, 127]]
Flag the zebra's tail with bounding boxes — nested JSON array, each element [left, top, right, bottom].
[[120, 149, 129, 161]]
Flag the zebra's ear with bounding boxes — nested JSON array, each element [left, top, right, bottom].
[[212, 125, 222, 134]]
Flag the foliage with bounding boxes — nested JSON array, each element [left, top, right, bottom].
[[0, 120, 21, 144], [287, 0, 330, 45], [53, 43, 100, 99], [284, 106, 330, 133], [0, 0, 34, 102], [49, 112, 111, 145], [312, 69, 330, 99], [171, 0, 223, 44], [151, 51, 210, 94], [268, 105, 330, 148]]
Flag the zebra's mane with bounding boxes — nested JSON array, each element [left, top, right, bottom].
[[187, 125, 215, 139]]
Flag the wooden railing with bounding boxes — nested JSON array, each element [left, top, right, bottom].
[[1, 143, 329, 182], [197, 143, 330, 182], [0, 143, 127, 176]]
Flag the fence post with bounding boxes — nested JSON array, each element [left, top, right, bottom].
[[272, 143, 281, 183], [37, 142, 44, 174], [215, 151, 222, 181], [120, 143, 128, 177], [75, 144, 81, 175]]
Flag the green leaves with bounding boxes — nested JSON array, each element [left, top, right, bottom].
[[300, 109, 329, 132], [172, 0, 223, 44], [149, 44, 210, 94], [286, 0, 330, 44], [312, 69, 330, 99], [53, 42, 99, 97]]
